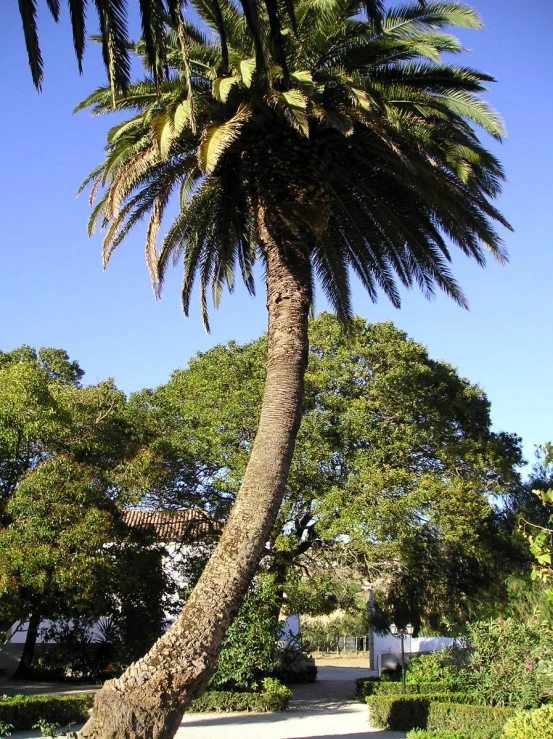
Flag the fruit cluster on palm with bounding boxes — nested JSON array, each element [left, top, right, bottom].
[[72, 2, 513, 738]]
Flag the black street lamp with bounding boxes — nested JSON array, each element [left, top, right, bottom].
[[389, 622, 414, 694]]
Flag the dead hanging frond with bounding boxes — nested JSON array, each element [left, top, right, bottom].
[[145, 196, 163, 289], [169, 0, 197, 132]]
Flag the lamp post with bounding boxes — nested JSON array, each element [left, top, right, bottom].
[[389, 622, 414, 694]]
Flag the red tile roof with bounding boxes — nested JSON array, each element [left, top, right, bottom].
[[121, 509, 222, 542]]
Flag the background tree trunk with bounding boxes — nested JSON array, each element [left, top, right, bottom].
[[14, 613, 40, 678], [81, 222, 312, 739]]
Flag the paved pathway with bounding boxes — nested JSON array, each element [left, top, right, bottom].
[[176, 667, 406, 739]]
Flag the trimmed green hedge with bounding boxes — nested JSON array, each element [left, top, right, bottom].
[[187, 678, 291, 713], [356, 678, 458, 699], [406, 731, 477, 739], [367, 695, 514, 737], [0, 694, 93, 730]]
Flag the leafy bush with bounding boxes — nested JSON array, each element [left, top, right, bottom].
[[462, 618, 553, 708], [429, 702, 513, 737], [272, 633, 317, 684], [37, 619, 115, 681], [210, 574, 280, 690], [407, 732, 473, 739], [187, 678, 291, 713], [0, 695, 93, 730], [367, 694, 513, 737], [406, 646, 467, 684], [500, 704, 553, 739]]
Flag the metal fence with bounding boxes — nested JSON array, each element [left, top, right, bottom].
[[310, 635, 369, 653]]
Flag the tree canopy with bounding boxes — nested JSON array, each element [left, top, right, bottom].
[[131, 313, 526, 629], [0, 346, 168, 660]]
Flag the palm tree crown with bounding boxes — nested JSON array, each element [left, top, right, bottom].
[[77, 0, 510, 329]]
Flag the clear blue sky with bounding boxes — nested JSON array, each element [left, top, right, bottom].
[[1, 1, 552, 476]]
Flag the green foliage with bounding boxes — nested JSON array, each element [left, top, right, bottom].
[[33, 719, 65, 737], [503, 577, 553, 630], [0, 345, 170, 671], [407, 732, 476, 739], [500, 704, 553, 739], [301, 605, 368, 651], [0, 695, 93, 731], [356, 679, 460, 699], [135, 314, 525, 630], [186, 678, 291, 713], [0, 721, 13, 739], [367, 694, 514, 736], [210, 574, 280, 690], [519, 443, 553, 601], [271, 634, 317, 684], [461, 618, 553, 708], [406, 647, 467, 685]]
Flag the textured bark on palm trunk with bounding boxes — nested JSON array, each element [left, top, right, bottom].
[[81, 222, 312, 739]]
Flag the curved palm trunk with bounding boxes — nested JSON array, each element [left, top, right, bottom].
[[81, 224, 312, 739]]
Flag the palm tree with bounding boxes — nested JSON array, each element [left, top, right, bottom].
[[76, 2, 511, 737]]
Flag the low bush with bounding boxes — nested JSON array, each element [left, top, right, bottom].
[[0, 694, 93, 730], [500, 703, 553, 739], [187, 677, 291, 713], [271, 633, 317, 684], [272, 661, 317, 684], [406, 647, 468, 685], [367, 694, 513, 737], [406, 732, 474, 739], [356, 678, 458, 699], [429, 702, 513, 737]]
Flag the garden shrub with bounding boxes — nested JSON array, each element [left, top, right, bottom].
[[0, 694, 93, 730], [356, 678, 458, 699], [429, 702, 513, 737], [406, 732, 474, 739], [272, 632, 317, 684], [210, 574, 280, 690], [406, 646, 467, 685], [187, 678, 291, 713], [367, 694, 513, 736], [462, 618, 553, 708], [500, 703, 553, 739]]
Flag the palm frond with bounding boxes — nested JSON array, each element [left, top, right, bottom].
[[67, 0, 86, 73], [138, 0, 167, 91], [18, 0, 44, 90], [93, 0, 132, 104]]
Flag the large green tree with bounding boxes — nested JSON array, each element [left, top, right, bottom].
[[64, 2, 513, 736], [0, 347, 165, 659], [132, 313, 526, 630]]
